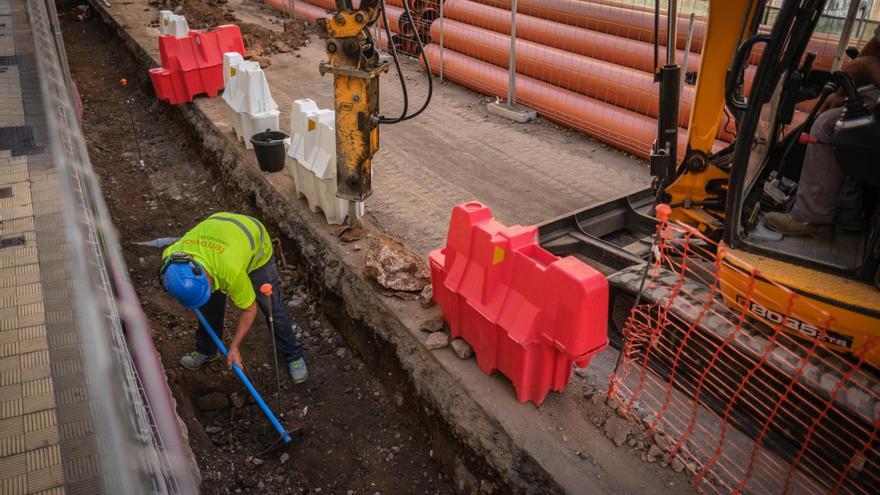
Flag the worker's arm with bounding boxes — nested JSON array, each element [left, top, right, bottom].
[[227, 302, 257, 369], [846, 56, 880, 88], [821, 33, 880, 112], [225, 269, 258, 369], [844, 26, 880, 87], [856, 26, 880, 59]]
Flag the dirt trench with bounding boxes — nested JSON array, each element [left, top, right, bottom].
[[63, 11, 456, 495]]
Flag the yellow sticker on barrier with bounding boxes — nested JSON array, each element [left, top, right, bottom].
[[230, 67, 237, 77], [492, 246, 505, 265], [163, 19, 169, 26], [308, 119, 316, 132]]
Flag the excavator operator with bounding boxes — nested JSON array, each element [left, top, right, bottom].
[[765, 25, 880, 239]]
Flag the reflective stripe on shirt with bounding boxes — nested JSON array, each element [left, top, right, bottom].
[[207, 215, 266, 271]]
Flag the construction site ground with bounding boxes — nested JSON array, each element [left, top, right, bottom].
[[78, 0, 695, 493]]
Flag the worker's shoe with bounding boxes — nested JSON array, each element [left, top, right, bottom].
[[180, 351, 221, 370], [288, 358, 309, 384], [765, 212, 833, 239]]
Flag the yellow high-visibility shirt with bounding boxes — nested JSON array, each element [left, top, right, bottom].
[[163, 212, 273, 309]]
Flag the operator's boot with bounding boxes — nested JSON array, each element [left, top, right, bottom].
[[836, 208, 864, 232], [288, 358, 309, 384], [180, 351, 221, 370], [765, 212, 833, 239]]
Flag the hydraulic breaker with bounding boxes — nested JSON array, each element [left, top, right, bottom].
[[317, 0, 389, 202]]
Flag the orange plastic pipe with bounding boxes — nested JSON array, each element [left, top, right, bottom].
[[420, 7, 439, 24], [379, 4, 405, 33], [443, 0, 700, 74], [470, 0, 706, 52], [429, 19, 737, 140], [264, 0, 329, 21], [418, 44, 726, 160], [468, 0, 840, 69], [440, 1, 758, 100], [296, 0, 338, 11]]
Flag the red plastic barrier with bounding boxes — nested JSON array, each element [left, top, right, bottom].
[[429, 202, 609, 405], [149, 25, 245, 105]]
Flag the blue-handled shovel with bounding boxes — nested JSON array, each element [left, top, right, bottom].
[[192, 308, 300, 455]]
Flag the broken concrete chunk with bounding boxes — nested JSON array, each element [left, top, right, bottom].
[[450, 339, 474, 359], [419, 285, 436, 308], [382, 289, 421, 301], [419, 317, 444, 333], [424, 332, 449, 350], [654, 432, 672, 452], [364, 235, 431, 292], [230, 392, 245, 409], [603, 415, 630, 447], [670, 457, 686, 473], [646, 445, 663, 462]]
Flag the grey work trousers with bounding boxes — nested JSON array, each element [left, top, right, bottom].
[[790, 107, 861, 224]]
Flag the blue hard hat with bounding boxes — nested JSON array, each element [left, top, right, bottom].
[[161, 256, 211, 309]]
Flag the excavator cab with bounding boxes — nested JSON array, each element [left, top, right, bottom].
[[725, 0, 880, 286]]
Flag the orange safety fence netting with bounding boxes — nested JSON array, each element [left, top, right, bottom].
[[608, 218, 880, 494]]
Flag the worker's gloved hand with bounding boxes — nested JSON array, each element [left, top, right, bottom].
[[227, 346, 244, 370]]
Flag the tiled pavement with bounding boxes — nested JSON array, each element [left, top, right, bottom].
[[0, 0, 100, 492]]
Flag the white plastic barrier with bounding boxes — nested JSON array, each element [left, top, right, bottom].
[[284, 99, 365, 225], [159, 10, 189, 37], [221, 53, 280, 150]]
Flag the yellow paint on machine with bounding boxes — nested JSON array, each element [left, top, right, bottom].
[[718, 246, 880, 368]]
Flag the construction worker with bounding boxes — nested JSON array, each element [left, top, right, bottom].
[[159, 212, 308, 383], [766, 25, 880, 238]]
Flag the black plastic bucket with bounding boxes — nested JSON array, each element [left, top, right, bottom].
[[250, 130, 288, 173]]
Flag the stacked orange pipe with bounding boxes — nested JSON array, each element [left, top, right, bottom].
[[431, 19, 744, 141], [264, 0, 328, 21], [418, 44, 720, 160], [432, 20, 693, 122], [469, 0, 707, 51], [468, 0, 842, 69], [443, 0, 701, 74]]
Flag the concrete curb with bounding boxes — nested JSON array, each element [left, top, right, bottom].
[[86, 3, 561, 493]]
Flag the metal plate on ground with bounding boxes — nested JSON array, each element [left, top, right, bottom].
[[0, 126, 37, 155]]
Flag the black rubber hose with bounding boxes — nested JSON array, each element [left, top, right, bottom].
[[399, 0, 432, 121], [378, 0, 408, 124]]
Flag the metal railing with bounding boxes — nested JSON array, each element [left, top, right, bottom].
[[25, 0, 198, 492]]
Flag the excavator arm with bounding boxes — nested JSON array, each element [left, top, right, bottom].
[[660, 0, 762, 232]]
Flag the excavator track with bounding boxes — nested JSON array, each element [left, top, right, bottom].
[[608, 264, 880, 493]]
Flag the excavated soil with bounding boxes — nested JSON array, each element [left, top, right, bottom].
[[63, 10, 453, 495], [148, 0, 308, 67]]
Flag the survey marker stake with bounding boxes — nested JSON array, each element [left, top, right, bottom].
[[120, 78, 145, 169], [260, 283, 285, 419]]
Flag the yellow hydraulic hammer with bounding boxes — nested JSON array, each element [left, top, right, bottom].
[[317, 0, 389, 203]]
